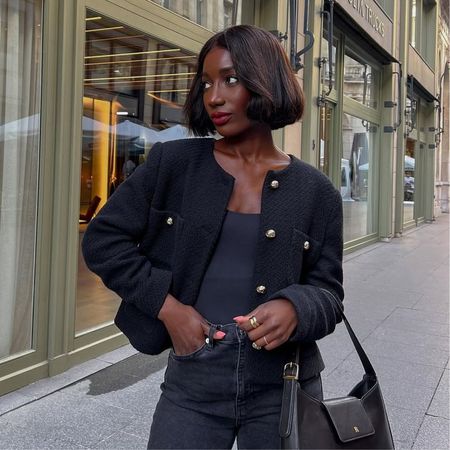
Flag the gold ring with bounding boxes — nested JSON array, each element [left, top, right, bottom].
[[263, 336, 269, 346], [252, 342, 262, 350], [249, 316, 260, 329]]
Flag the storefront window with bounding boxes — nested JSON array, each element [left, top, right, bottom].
[[0, 0, 42, 358], [150, 0, 241, 32], [77, 10, 196, 333], [341, 114, 378, 242], [403, 139, 416, 223], [343, 49, 379, 109]]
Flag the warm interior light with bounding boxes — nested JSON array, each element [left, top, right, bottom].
[[84, 55, 195, 67], [85, 48, 180, 60], [86, 34, 146, 44], [147, 88, 190, 94], [85, 97, 112, 211], [84, 72, 195, 82], [85, 76, 193, 87], [146, 92, 183, 108], [86, 26, 125, 33]]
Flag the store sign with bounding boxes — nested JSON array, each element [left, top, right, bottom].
[[335, 0, 393, 54], [346, 0, 385, 37]]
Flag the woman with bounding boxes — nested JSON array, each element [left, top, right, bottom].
[[82, 25, 343, 449]]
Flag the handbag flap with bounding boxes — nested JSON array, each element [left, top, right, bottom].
[[322, 396, 375, 443]]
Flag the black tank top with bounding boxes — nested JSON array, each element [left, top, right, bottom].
[[194, 210, 261, 324]]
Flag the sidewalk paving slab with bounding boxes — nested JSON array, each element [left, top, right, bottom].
[[427, 369, 450, 420], [412, 415, 450, 450]]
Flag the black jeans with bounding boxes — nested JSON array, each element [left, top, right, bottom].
[[148, 323, 323, 449]]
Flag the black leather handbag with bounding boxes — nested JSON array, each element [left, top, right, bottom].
[[279, 291, 394, 449]]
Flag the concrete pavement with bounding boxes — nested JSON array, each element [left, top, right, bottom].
[[0, 214, 448, 449]]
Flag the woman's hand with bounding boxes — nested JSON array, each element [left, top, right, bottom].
[[158, 294, 225, 355], [234, 299, 298, 350]]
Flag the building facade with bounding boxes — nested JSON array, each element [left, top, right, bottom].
[[0, 0, 447, 394], [436, 0, 450, 213]]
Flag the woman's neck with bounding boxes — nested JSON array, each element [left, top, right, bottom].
[[216, 124, 285, 163]]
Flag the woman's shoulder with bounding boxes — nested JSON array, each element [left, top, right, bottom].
[[143, 137, 214, 178], [289, 155, 339, 194], [155, 137, 214, 161]]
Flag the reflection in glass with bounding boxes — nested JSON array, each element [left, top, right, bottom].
[[403, 139, 415, 223], [76, 11, 196, 333], [341, 114, 378, 242], [405, 96, 417, 136], [411, 0, 417, 48], [343, 49, 378, 109], [319, 104, 333, 177], [321, 24, 337, 92], [0, 0, 42, 358], [150, 0, 242, 32]]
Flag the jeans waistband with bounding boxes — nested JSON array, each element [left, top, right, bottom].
[[206, 321, 246, 344]]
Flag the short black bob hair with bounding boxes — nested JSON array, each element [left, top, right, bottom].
[[184, 25, 304, 136]]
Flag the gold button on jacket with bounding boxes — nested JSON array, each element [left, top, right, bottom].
[[256, 285, 267, 294], [303, 241, 310, 250], [166, 217, 174, 225], [265, 229, 276, 238]]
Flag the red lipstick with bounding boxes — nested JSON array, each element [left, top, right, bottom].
[[210, 112, 232, 126]]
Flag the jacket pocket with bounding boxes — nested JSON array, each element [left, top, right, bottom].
[[288, 229, 321, 283], [138, 207, 184, 270]]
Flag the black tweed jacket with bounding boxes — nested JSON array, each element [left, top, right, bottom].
[[82, 138, 344, 382]]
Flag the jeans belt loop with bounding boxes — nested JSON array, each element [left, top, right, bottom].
[[207, 325, 217, 348]]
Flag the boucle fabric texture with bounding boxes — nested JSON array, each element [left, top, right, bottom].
[[82, 138, 344, 382]]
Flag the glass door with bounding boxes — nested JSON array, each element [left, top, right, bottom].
[[339, 41, 381, 244], [319, 102, 333, 178], [403, 138, 416, 223], [414, 141, 426, 222], [318, 101, 342, 190], [341, 114, 378, 242]]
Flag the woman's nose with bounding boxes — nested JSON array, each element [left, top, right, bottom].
[[206, 83, 225, 106]]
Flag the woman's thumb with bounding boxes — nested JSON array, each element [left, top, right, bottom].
[[201, 322, 226, 340], [213, 330, 226, 340]]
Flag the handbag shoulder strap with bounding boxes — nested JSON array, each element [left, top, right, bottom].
[[294, 289, 376, 378]]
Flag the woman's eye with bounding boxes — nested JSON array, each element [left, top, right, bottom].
[[201, 81, 212, 90], [226, 76, 239, 85]]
